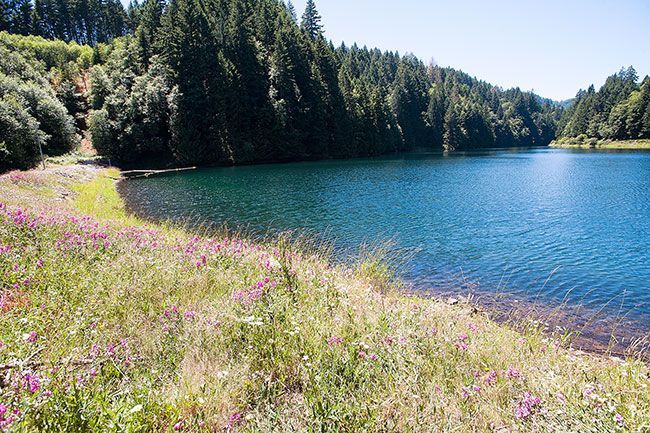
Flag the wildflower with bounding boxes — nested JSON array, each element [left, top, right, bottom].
[[358, 350, 367, 359], [106, 344, 116, 357], [458, 333, 468, 342], [183, 310, 197, 320], [0, 404, 6, 416], [614, 413, 623, 426], [484, 370, 498, 385], [434, 384, 442, 393], [89, 344, 100, 357], [327, 335, 343, 346], [173, 420, 185, 431], [468, 323, 478, 333], [430, 327, 438, 336], [228, 412, 242, 427], [515, 392, 541, 420], [472, 385, 481, 393], [505, 366, 522, 379], [22, 373, 40, 393], [369, 353, 379, 361], [43, 390, 53, 397], [456, 341, 468, 351], [26, 331, 38, 343]]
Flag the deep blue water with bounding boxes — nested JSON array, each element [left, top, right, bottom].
[[119, 148, 650, 345]]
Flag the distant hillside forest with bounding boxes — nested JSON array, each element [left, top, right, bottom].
[[0, 0, 644, 171], [557, 67, 650, 142]]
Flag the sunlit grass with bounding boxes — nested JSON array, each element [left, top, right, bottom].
[[0, 165, 648, 432]]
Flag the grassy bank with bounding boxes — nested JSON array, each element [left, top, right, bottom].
[[0, 166, 648, 432], [550, 137, 650, 149]]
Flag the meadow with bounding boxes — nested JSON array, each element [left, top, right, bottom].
[[0, 165, 648, 432]]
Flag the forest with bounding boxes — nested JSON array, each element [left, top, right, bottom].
[[0, 0, 646, 170], [556, 67, 650, 143]]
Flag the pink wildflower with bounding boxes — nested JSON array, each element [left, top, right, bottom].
[[228, 412, 242, 427], [505, 366, 522, 379], [0, 404, 6, 416], [484, 370, 498, 385], [369, 353, 379, 361], [327, 336, 343, 346], [358, 350, 367, 359], [26, 331, 38, 343], [173, 420, 185, 431], [458, 333, 468, 342], [515, 392, 541, 420], [468, 323, 478, 333], [183, 310, 197, 320], [614, 413, 623, 426], [456, 341, 468, 351], [22, 373, 40, 393], [106, 344, 116, 357]]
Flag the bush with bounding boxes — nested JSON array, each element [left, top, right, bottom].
[[0, 33, 83, 171]]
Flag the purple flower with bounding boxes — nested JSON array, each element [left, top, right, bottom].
[[228, 412, 242, 427], [515, 392, 541, 420], [0, 404, 7, 416], [26, 331, 38, 343], [327, 336, 343, 346], [173, 420, 184, 431], [506, 366, 522, 379], [468, 323, 478, 333], [484, 370, 498, 385], [614, 413, 623, 426], [22, 373, 40, 393]]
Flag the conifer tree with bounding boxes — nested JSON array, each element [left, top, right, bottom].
[[300, 0, 321, 40]]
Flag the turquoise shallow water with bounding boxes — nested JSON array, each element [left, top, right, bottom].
[[119, 148, 650, 345]]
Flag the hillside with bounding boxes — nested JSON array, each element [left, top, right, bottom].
[[0, 165, 648, 431]]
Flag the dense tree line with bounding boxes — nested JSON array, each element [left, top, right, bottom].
[[0, 31, 87, 170], [88, 0, 561, 167], [1, 0, 128, 44], [558, 67, 650, 141]]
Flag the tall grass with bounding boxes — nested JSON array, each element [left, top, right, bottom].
[[0, 165, 648, 432]]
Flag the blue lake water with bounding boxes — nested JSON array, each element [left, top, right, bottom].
[[119, 148, 650, 347]]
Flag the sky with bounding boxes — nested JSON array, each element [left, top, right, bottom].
[[289, 0, 650, 101]]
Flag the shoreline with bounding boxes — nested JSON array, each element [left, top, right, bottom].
[[117, 169, 650, 361], [0, 164, 648, 431], [550, 138, 650, 149]]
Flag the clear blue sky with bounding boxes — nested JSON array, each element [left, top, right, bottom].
[[290, 0, 650, 101]]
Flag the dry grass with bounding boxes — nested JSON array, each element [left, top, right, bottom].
[[0, 165, 648, 432]]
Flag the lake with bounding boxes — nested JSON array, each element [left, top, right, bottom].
[[119, 148, 650, 350]]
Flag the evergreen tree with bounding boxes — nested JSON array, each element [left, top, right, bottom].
[[286, 0, 296, 22], [300, 0, 321, 40]]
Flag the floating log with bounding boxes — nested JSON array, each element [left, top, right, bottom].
[[121, 166, 197, 179]]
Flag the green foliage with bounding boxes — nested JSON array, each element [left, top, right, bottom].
[[0, 32, 82, 171], [559, 66, 650, 141], [89, 0, 560, 167]]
